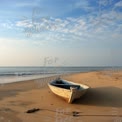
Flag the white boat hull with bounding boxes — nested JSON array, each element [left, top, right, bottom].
[[48, 80, 89, 103]]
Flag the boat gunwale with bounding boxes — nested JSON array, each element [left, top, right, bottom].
[[48, 79, 89, 90]]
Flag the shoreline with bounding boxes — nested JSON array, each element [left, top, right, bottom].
[[0, 70, 122, 122], [1, 66, 122, 84], [0, 71, 86, 85], [0, 69, 114, 84], [0, 72, 80, 84]]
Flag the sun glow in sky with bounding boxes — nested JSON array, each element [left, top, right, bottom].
[[0, 0, 122, 66]]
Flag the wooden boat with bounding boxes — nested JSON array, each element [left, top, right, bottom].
[[48, 78, 89, 103]]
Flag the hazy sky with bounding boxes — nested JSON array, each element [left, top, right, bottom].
[[0, 0, 122, 66]]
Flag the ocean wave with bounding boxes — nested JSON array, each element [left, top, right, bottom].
[[0, 72, 60, 77]]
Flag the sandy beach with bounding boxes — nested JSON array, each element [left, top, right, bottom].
[[0, 70, 122, 122]]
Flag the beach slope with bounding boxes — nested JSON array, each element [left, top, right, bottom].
[[0, 70, 122, 122]]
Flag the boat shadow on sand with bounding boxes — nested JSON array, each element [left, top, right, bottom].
[[74, 86, 122, 107]]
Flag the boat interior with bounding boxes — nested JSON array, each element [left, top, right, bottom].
[[50, 79, 80, 90]]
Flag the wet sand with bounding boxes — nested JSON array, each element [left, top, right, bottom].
[[0, 70, 122, 122]]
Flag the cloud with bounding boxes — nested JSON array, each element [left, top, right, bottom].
[[7, 0, 122, 48], [14, 7, 122, 48], [16, 19, 32, 27], [16, 17, 87, 36], [73, 0, 93, 11], [0, 20, 14, 29], [115, 1, 122, 7]]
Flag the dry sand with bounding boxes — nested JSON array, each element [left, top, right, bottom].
[[0, 70, 122, 122]]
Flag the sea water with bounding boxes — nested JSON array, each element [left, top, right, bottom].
[[0, 66, 121, 84]]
